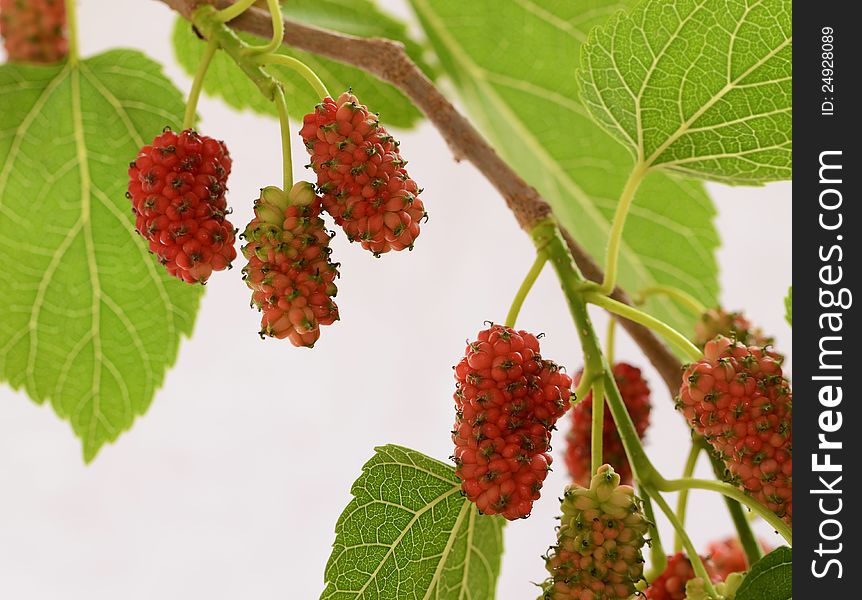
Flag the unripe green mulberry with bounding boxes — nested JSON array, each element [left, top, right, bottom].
[[539, 464, 648, 599]]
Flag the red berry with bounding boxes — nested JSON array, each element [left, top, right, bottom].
[[452, 324, 572, 520], [300, 92, 426, 256], [645, 553, 717, 600], [677, 336, 792, 524], [127, 128, 236, 284], [565, 362, 651, 486], [0, 0, 67, 63], [242, 183, 339, 347], [706, 537, 772, 580]]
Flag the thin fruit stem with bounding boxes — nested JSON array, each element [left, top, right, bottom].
[[216, 0, 257, 22], [505, 252, 547, 328], [605, 316, 617, 365], [244, 0, 284, 55], [599, 163, 647, 295], [634, 285, 707, 316], [674, 441, 702, 553], [273, 85, 294, 191], [255, 53, 331, 99], [657, 476, 792, 544], [640, 490, 667, 583], [584, 292, 703, 362], [183, 37, 219, 130], [649, 488, 719, 598], [590, 377, 605, 474], [572, 369, 595, 406], [65, 0, 79, 65], [705, 445, 763, 566]]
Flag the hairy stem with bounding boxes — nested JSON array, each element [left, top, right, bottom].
[[674, 441, 702, 553], [634, 285, 707, 316], [256, 53, 330, 98], [600, 164, 647, 294], [183, 37, 219, 130], [657, 477, 792, 544], [650, 489, 719, 598], [505, 252, 546, 328], [585, 293, 702, 362]]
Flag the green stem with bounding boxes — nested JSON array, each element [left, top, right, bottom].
[[590, 378, 605, 474], [255, 53, 331, 99], [634, 285, 707, 316], [705, 446, 763, 566], [216, 0, 257, 22], [599, 163, 647, 294], [243, 0, 285, 55], [193, 5, 279, 101], [273, 85, 293, 190], [605, 317, 617, 366], [183, 37, 219, 130], [585, 292, 702, 362], [505, 252, 547, 328], [573, 370, 595, 406], [650, 489, 719, 598], [65, 0, 79, 65], [533, 220, 659, 485], [641, 490, 667, 583], [674, 442, 702, 553], [657, 477, 792, 544]]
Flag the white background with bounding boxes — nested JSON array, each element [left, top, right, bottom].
[[0, 1, 792, 598]]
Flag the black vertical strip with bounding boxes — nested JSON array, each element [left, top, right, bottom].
[[793, 0, 859, 596]]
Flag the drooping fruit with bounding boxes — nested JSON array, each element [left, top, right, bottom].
[[539, 464, 649, 599], [1, 0, 67, 63], [452, 324, 572, 520], [127, 128, 236, 284], [677, 336, 792, 524], [565, 362, 651, 486], [241, 183, 339, 347], [300, 91, 426, 255]]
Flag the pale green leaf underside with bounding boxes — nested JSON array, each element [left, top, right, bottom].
[[409, 0, 720, 335], [0, 50, 201, 461], [321, 445, 504, 600], [734, 546, 792, 600], [580, 0, 792, 183], [173, 0, 432, 128]]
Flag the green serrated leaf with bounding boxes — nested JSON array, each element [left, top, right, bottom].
[[322, 445, 504, 600], [734, 546, 792, 600], [173, 0, 432, 128], [784, 286, 792, 326], [0, 50, 201, 461], [409, 0, 720, 336], [579, 0, 792, 184]]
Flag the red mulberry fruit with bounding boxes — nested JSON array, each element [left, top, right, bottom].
[[242, 183, 339, 347], [706, 537, 771, 580], [645, 553, 717, 600], [677, 336, 792, 524], [300, 92, 426, 256], [128, 128, 236, 284], [540, 465, 649, 599], [1, 0, 67, 63], [565, 362, 651, 486], [452, 324, 572, 520]]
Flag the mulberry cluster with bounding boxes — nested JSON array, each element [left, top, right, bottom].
[[0, 0, 67, 63], [540, 465, 649, 599], [300, 91, 426, 255], [127, 128, 236, 284], [694, 307, 773, 349], [565, 363, 651, 487], [677, 336, 792, 524], [645, 553, 716, 600], [452, 324, 572, 520], [241, 183, 339, 347]]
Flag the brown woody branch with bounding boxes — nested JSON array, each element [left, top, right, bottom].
[[156, 0, 684, 393]]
